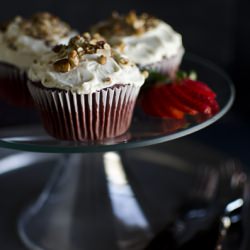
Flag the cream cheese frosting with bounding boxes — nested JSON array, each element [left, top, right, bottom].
[[111, 21, 184, 65], [28, 34, 146, 94], [92, 11, 184, 66], [0, 13, 77, 70]]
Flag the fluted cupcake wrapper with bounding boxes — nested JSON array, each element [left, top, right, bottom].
[[28, 81, 140, 141], [0, 62, 34, 107], [140, 48, 185, 78]]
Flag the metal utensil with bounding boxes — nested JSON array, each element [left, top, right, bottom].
[[145, 159, 247, 250], [214, 160, 247, 250]]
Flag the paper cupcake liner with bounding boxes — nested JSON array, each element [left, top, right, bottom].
[[28, 82, 141, 141], [0, 62, 34, 107], [140, 48, 185, 78]]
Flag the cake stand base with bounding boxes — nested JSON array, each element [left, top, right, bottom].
[[18, 152, 153, 250]]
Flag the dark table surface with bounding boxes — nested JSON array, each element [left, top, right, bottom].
[[0, 111, 249, 250]]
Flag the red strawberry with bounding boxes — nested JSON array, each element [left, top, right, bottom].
[[176, 78, 219, 115], [209, 98, 220, 114], [170, 83, 212, 115], [140, 72, 219, 119], [153, 86, 185, 119], [162, 85, 198, 115], [141, 88, 158, 116], [182, 79, 216, 99], [179, 81, 216, 107], [141, 86, 184, 119]]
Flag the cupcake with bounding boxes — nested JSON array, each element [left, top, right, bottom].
[[27, 33, 146, 141], [91, 11, 185, 78], [0, 12, 77, 106]]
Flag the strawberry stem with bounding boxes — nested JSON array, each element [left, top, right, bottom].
[[175, 70, 197, 81]]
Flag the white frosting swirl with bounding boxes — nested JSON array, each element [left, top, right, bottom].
[[0, 17, 77, 70], [28, 48, 145, 94], [118, 21, 184, 65], [94, 20, 184, 66]]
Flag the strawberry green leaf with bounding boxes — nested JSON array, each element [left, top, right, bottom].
[[147, 71, 170, 83]]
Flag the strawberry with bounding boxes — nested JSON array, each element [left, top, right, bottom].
[[153, 86, 185, 119], [162, 85, 198, 115], [140, 70, 219, 120], [182, 79, 216, 99], [141, 86, 184, 119], [209, 98, 220, 115], [170, 84, 212, 115], [142, 87, 168, 118]]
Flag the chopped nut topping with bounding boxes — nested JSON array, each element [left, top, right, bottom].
[[68, 50, 79, 67], [54, 59, 71, 73], [142, 71, 149, 78], [69, 35, 85, 49], [72, 35, 81, 42], [92, 11, 159, 38], [118, 42, 126, 52], [98, 55, 107, 65], [51, 33, 134, 73], [135, 27, 144, 35], [77, 47, 83, 53], [104, 43, 111, 50], [93, 33, 102, 40], [53, 44, 67, 53], [83, 32, 91, 40], [119, 57, 129, 65], [103, 77, 111, 83], [14, 12, 73, 45], [90, 39, 98, 45], [53, 34, 112, 72], [69, 56, 79, 67], [125, 10, 137, 25], [68, 49, 78, 58]]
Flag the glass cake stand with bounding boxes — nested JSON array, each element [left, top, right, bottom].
[[0, 54, 235, 250]]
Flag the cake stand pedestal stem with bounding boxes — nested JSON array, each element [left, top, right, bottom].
[[18, 152, 153, 250]]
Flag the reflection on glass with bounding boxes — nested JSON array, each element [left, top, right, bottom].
[[104, 152, 152, 249]]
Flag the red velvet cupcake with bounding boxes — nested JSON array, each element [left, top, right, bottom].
[[0, 12, 77, 107], [91, 11, 184, 78], [27, 34, 146, 141]]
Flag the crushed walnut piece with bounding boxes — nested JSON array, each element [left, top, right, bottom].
[[98, 55, 107, 65], [54, 59, 71, 73], [53, 44, 67, 53], [118, 42, 126, 52], [1, 12, 73, 46], [68, 50, 79, 67], [119, 57, 129, 65], [92, 10, 159, 38], [142, 71, 149, 78], [23, 12, 73, 44], [52, 33, 134, 73], [103, 77, 111, 83], [52, 33, 111, 72]]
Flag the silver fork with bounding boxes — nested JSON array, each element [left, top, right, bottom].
[[172, 163, 221, 245], [145, 163, 220, 249], [175, 159, 247, 249], [145, 159, 247, 249], [214, 160, 247, 250]]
